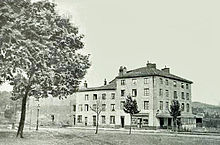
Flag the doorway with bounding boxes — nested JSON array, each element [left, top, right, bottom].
[[160, 118, 164, 128], [93, 115, 96, 126], [137, 118, 143, 128], [85, 117, 88, 126], [121, 116, 125, 128]]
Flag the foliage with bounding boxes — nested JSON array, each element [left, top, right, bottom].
[[169, 100, 181, 131], [123, 95, 140, 134], [0, 0, 90, 137]]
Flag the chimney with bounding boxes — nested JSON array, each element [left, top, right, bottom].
[[104, 79, 107, 85], [84, 80, 88, 88], [162, 67, 170, 73], [119, 66, 127, 76], [146, 61, 156, 69]]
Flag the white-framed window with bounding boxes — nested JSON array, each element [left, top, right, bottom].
[[186, 103, 190, 112], [181, 103, 185, 111], [102, 93, 106, 100], [85, 94, 89, 100], [93, 94, 97, 100], [144, 101, 149, 110], [121, 80, 125, 85], [160, 78, 163, 84], [102, 104, 106, 111], [173, 81, 177, 87], [111, 93, 115, 99], [110, 116, 115, 124], [181, 92, 185, 99], [84, 104, 89, 111], [111, 104, 115, 111], [132, 89, 137, 97], [166, 90, 169, 97], [144, 88, 149, 96], [121, 90, 125, 97], [132, 79, 137, 85], [120, 101, 125, 110], [160, 101, 163, 110], [101, 116, 106, 124], [159, 89, 163, 96], [78, 104, 83, 111], [181, 83, 184, 89], [144, 78, 149, 84], [186, 93, 189, 100]]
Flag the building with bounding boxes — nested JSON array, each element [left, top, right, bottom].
[[75, 62, 197, 129]]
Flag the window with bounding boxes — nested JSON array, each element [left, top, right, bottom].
[[186, 103, 190, 112], [144, 88, 149, 96], [101, 116, 106, 124], [181, 83, 184, 89], [186, 93, 189, 100], [121, 80, 125, 85], [102, 104, 106, 111], [132, 79, 137, 85], [93, 104, 97, 110], [73, 105, 76, 112], [159, 89, 163, 96], [78, 104, 83, 111], [84, 104, 89, 111], [77, 115, 82, 123], [181, 103, 185, 111], [120, 101, 125, 110], [165, 90, 169, 97], [110, 116, 115, 124], [93, 94, 97, 100], [174, 91, 177, 99], [144, 78, 149, 84], [111, 93, 115, 99], [111, 104, 115, 111], [166, 102, 169, 110], [102, 93, 106, 100], [186, 84, 189, 89], [173, 81, 177, 87], [85, 94, 89, 100], [121, 90, 125, 97], [181, 92, 185, 99], [165, 79, 169, 85], [160, 78, 163, 84], [144, 101, 149, 110], [143, 118, 149, 125], [132, 89, 137, 97], [160, 101, 163, 110]]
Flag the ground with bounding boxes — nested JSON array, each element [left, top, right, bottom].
[[0, 127, 220, 145]]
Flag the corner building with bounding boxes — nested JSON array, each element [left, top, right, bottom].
[[76, 62, 196, 129]]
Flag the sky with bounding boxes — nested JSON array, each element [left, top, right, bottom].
[[0, 0, 220, 105]]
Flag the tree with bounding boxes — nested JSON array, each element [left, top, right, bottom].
[[123, 95, 140, 135], [0, 0, 90, 138], [169, 100, 181, 132], [90, 99, 104, 134]]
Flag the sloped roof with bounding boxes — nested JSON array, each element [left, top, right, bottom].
[[117, 67, 193, 83], [78, 79, 117, 92]]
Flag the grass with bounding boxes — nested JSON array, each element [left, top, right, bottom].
[[0, 128, 220, 145]]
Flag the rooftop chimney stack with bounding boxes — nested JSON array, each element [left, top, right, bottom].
[[162, 67, 170, 73], [119, 66, 127, 76], [84, 80, 88, 88], [104, 79, 107, 85], [146, 61, 156, 69]]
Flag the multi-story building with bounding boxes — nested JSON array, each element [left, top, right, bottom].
[[76, 62, 197, 129]]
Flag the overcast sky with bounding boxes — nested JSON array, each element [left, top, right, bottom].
[[0, 0, 220, 105]]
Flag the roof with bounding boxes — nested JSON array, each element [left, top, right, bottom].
[[117, 67, 193, 84], [78, 79, 117, 92]]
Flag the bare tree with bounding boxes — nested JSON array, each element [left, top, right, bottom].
[[90, 99, 104, 134]]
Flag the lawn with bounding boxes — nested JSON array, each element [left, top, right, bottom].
[[0, 128, 220, 145]]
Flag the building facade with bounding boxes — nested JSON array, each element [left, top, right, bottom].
[[75, 62, 196, 129]]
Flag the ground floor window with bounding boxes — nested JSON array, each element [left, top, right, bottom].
[[110, 116, 115, 124], [77, 115, 82, 123]]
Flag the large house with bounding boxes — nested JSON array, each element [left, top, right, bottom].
[[75, 62, 197, 129]]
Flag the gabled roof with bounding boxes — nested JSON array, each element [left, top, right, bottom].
[[116, 67, 193, 84], [78, 79, 117, 92]]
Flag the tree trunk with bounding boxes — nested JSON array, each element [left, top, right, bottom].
[[129, 115, 132, 135], [95, 113, 99, 134], [16, 91, 28, 138], [173, 118, 177, 132]]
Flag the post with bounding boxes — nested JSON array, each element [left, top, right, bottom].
[[36, 103, 40, 131]]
